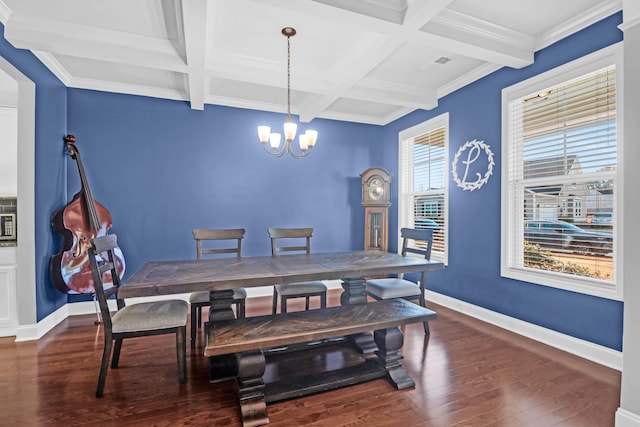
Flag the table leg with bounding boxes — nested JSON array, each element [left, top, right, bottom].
[[341, 277, 377, 354], [340, 277, 367, 305], [209, 289, 237, 322], [208, 289, 239, 382], [374, 327, 414, 390]]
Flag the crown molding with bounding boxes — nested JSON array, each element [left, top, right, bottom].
[[32, 51, 71, 84], [536, 1, 623, 51]]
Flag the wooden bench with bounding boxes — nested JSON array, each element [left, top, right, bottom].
[[205, 298, 437, 427]]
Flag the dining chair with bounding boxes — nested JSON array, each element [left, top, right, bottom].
[[189, 228, 247, 348], [268, 227, 327, 314], [365, 227, 434, 334], [88, 234, 188, 397]]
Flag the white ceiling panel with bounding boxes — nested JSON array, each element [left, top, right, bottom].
[[0, 0, 622, 125]]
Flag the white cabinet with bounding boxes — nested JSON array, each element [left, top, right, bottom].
[[0, 248, 17, 336]]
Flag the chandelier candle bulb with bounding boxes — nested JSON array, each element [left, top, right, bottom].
[[284, 119, 297, 142], [258, 126, 271, 144], [305, 130, 318, 147], [299, 134, 310, 150], [269, 133, 282, 149]]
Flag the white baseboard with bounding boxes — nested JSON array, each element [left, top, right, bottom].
[[15, 302, 67, 342], [0, 324, 17, 337], [616, 408, 640, 427], [424, 289, 622, 371]]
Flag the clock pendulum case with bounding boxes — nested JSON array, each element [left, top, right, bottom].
[[360, 167, 392, 251]]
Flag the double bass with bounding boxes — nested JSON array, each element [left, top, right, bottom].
[[50, 135, 125, 294]]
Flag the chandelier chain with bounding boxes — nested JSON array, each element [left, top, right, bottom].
[[287, 34, 291, 118]]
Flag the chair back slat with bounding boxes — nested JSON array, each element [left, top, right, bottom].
[[268, 227, 313, 256], [89, 234, 125, 331], [193, 228, 245, 260], [98, 262, 114, 275], [400, 227, 433, 260]]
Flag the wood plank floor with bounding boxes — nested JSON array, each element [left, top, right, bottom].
[[0, 290, 620, 426]]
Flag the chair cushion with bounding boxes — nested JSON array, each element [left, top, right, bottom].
[[189, 288, 247, 304], [112, 299, 188, 333], [366, 278, 421, 299], [276, 281, 327, 296]]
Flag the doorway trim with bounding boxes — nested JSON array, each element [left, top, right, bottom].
[[0, 56, 37, 339]]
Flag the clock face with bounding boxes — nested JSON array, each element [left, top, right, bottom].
[[368, 178, 384, 200]]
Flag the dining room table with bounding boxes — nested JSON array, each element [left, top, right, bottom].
[[119, 250, 444, 383]]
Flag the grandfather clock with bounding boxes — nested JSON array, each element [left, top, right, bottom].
[[361, 167, 392, 251]]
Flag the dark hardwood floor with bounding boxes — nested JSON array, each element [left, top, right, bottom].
[[0, 290, 620, 426]]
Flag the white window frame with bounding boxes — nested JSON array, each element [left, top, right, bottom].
[[398, 113, 449, 264], [501, 43, 623, 301]]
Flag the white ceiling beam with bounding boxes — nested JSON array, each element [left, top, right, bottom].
[[419, 9, 534, 68], [311, 0, 406, 24], [67, 76, 188, 103], [180, 0, 211, 110], [344, 85, 437, 111]]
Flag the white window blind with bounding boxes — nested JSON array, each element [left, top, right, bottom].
[[502, 46, 620, 300], [399, 114, 448, 263]]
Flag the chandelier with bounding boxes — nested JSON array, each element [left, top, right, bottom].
[[258, 27, 318, 159]]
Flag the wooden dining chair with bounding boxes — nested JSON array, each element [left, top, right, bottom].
[[268, 227, 327, 314], [88, 234, 188, 397], [189, 228, 247, 348], [365, 227, 434, 334]]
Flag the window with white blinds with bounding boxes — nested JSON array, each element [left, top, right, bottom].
[[398, 113, 448, 263], [501, 44, 621, 300]]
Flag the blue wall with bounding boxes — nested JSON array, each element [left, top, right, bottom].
[[0, 23, 68, 321], [66, 90, 383, 290], [381, 13, 624, 350]]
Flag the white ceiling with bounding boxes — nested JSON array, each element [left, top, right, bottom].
[[0, 0, 621, 125]]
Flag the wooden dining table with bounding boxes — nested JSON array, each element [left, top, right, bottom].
[[119, 250, 444, 382], [120, 250, 443, 300]]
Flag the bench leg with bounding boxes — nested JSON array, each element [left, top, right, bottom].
[[236, 350, 269, 427], [374, 327, 415, 390]]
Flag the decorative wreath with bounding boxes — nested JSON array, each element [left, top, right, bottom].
[[451, 139, 495, 192]]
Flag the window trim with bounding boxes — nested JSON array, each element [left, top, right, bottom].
[[398, 113, 449, 265], [500, 43, 623, 301]]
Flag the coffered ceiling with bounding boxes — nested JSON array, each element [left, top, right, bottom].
[[0, 0, 621, 125]]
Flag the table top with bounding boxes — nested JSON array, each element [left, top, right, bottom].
[[119, 250, 444, 298]]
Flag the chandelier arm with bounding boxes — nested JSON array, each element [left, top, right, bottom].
[[287, 144, 312, 159], [263, 142, 287, 157]]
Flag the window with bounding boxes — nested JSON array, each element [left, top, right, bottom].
[[501, 44, 621, 300], [399, 113, 448, 263]]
